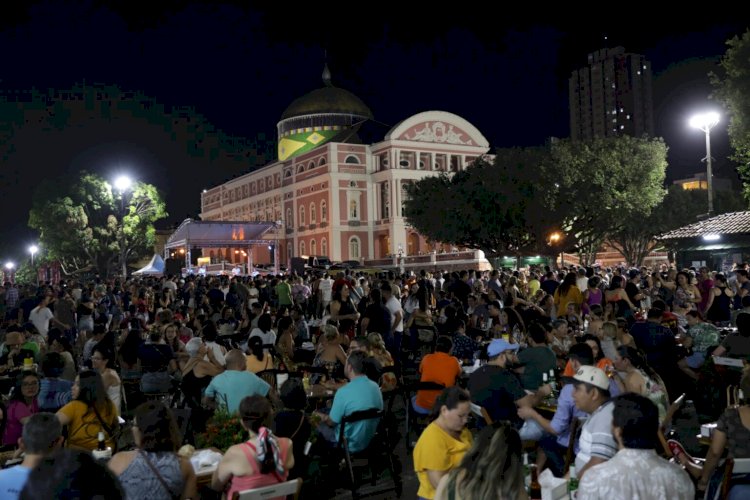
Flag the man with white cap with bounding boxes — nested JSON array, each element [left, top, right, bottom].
[[572, 365, 616, 479], [468, 338, 550, 440]]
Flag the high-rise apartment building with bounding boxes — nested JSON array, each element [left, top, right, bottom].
[[569, 46, 654, 141]]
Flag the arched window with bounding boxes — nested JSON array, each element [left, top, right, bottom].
[[349, 199, 359, 220], [310, 202, 316, 224], [321, 200, 327, 222], [297, 164, 305, 174], [287, 245, 293, 259], [318, 157, 327, 166], [310, 239, 317, 255], [321, 238, 327, 256], [299, 206, 305, 226], [345, 155, 359, 164], [286, 208, 293, 227], [299, 240, 306, 256], [308, 161, 315, 171], [349, 236, 360, 259], [251, 183, 256, 194], [259, 179, 265, 191], [284, 169, 292, 178]]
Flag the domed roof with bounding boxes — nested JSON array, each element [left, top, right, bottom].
[[280, 70, 373, 121]]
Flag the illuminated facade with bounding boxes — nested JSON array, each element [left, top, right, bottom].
[[200, 75, 490, 266]]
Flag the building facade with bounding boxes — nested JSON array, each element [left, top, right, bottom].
[[569, 46, 654, 141], [200, 77, 490, 267]]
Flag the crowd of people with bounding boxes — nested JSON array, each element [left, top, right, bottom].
[[0, 262, 745, 498]]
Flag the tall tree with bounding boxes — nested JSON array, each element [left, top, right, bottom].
[[547, 136, 669, 265], [28, 172, 167, 277], [608, 185, 747, 267], [712, 29, 750, 200], [404, 149, 555, 259]]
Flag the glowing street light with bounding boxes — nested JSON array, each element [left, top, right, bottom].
[[5, 262, 14, 271], [689, 111, 720, 215], [114, 175, 132, 193], [28, 245, 39, 266]]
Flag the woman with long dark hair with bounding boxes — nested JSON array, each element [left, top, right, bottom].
[[435, 422, 525, 500], [56, 370, 118, 451], [553, 272, 582, 319], [91, 346, 122, 416], [329, 285, 359, 339], [612, 345, 669, 422], [108, 401, 197, 499], [245, 336, 273, 373], [211, 395, 294, 498]]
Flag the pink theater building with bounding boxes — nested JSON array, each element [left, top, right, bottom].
[[199, 70, 491, 270]]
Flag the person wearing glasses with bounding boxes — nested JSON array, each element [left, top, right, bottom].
[[0, 332, 36, 377], [2, 372, 40, 447]]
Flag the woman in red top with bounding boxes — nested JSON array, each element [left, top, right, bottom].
[[211, 395, 294, 499]]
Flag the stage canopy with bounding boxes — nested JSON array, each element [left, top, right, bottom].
[[164, 219, 278, 271]]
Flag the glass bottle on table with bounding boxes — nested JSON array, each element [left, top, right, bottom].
[[568, 464, 579, 499], [528, 463, 542, 499]]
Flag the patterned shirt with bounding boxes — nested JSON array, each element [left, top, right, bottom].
[[578, 448, 694, 500], [686, 322, 720, 354]]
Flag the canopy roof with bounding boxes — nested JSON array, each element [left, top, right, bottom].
[[165, 219, 277, 249], [658, 211, 750, 240], [133, 254, 165, 275]]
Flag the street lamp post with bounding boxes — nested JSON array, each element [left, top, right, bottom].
[[689, 112, 720, 216], [113, 175, 133, 277], [4, 262, 14, 284]]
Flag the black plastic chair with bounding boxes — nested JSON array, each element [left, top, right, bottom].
[[337, 408, 402, 499]]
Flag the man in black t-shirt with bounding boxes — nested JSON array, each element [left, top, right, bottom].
[[468, 338, 550, 438]]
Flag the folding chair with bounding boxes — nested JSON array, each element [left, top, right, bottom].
[[338, 408, 402, 500], [232, 477, 302, 500], [563, 417, 582, 476]]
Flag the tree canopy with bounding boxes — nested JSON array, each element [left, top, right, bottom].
[[404, 136, 669, 265], [28, 172, 167, 277], [712, 29, 750, 200]]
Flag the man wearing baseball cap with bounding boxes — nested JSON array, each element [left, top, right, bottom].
[[468, 338, 550, 440], [572, 365, 616, 480]]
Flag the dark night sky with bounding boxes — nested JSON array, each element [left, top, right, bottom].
[[0, 2, 747, 262]]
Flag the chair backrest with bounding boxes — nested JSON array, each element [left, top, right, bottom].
[[338, 408, 383, 444], [232, 477, 302, 500], [563, 418, 582, 475]]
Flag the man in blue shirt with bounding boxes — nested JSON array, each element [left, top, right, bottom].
[[518, 343, 620, 476], [315, 350, 383, 453], [203, 349, 273, 413], [0, 412, 63, 499]]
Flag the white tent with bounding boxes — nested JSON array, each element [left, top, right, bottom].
[[132, 254, 165, 276]]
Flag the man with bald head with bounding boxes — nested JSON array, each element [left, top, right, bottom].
[[203, 349, 272, 413]]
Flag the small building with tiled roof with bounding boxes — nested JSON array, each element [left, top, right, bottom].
[[658, 211, 750, 269]]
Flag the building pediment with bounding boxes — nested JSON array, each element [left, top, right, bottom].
[[385, 111, 489, 148]]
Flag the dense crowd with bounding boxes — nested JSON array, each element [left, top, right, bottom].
[[0, 264, 745, 498]]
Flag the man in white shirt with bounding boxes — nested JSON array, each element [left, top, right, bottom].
[[381, 282, 403, 356], [318, 273, 333, 317], [572, 366, 617, 479], [29, 295, 59, 338], [578, 393, 694, 500]]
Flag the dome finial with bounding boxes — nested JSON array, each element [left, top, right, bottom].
[[322, 50, 332, 86]]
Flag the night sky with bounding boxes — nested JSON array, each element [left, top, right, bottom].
[[0, 2, 747, 262]]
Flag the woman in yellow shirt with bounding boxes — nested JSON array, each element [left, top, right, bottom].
[[553, 272, 583, 317], [413, 387, 473, 499], [56, 370, 118, 451]]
